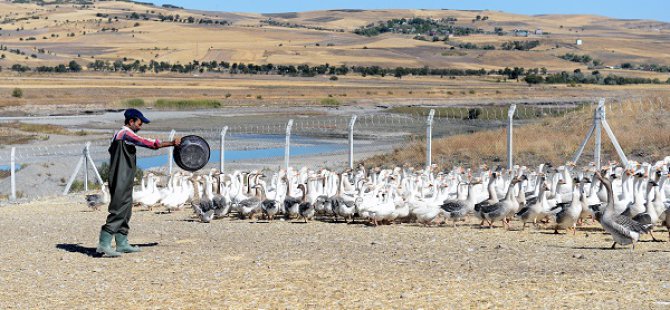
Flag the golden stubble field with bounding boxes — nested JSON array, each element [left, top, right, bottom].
[[0, 195, 669, 308], [1, 73, 669, 111], [1, 1, 670, 70]]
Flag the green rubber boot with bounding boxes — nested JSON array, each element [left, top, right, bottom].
[[96, 230, 122, 257], [115, 233, 141, 253]]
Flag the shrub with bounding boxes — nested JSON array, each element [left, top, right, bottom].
[[320, 98, 341, 106], [467, 108, 481, 119], [12, 88, 23, 98], [524, 74, 544, 85], [329, 75, 338, 81], [124, 98, 145, 107], [154, 99, 221, 109], [70, 180, 100, 192]]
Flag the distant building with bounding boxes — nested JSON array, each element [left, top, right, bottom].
[[576, 39, 583, 45], [534, 29, 543, 35], [513, 29, 529, 37]]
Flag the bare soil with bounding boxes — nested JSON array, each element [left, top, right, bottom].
[[0, 196, 669, 308]]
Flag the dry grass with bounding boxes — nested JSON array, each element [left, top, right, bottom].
[[153, 99, 222, 109], [366, 97, 670, 168], [0, 122, 87, 136], [388, 105, 582, 120], [0, 122, 90, 145]]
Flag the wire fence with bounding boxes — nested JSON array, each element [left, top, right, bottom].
[[0, 96, 668, 201]]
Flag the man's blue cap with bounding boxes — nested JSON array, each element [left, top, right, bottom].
[[124, 108, 150, 124]]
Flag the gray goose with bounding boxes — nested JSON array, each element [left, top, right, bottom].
[[629, 181, 662, 241], [474, 172, 500, 225], [283, 176, 301, 220], [550, 178, 583, 235], [476, 178, 521, 229], [515, 177, 549, 230], [297, 184, 315, 222], [441, 181, 479, 227], [85, 182, 110, 211], [594, 172, 653, 250]]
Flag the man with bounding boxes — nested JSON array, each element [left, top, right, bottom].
[[96, 108, 181, 257]]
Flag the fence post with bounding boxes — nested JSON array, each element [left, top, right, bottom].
[[507, 104, 517, 170], [220, 126, 228, 173], [426, 109, 435, 169], [85, 143, 104, 185], [600, 100, 629, 166], [348, 115, 357, 169], [63, 153, 85, 195], [10, 147, 16, 202], [167, 129, 176, 175], [594, 100, 604, 169], [83, 143, 89, 191], [285, 119, 294, 172]]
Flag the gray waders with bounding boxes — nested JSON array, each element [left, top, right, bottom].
[[97, 140, 140, 256]]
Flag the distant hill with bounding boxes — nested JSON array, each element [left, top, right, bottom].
[[1, 0, 669, 74]]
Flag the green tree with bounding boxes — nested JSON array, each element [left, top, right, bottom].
[[68, 60, 82, 72], [524, 74, 544, 85]]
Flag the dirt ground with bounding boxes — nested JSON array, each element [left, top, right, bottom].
[[0, 195, 669, 308]]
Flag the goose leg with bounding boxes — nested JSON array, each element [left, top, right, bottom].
[[553, 229, 559, 234]]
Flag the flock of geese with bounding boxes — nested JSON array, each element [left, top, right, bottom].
[[88, 157, 670, 250]]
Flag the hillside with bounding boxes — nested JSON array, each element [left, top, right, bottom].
[[1, 0, 670, 74]]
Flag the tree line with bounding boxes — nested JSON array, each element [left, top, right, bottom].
[[354, 17, 482, 37], [3, 59, 668, 85], [525, 69, 670, 85]]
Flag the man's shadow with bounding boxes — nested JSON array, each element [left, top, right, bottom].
[[56, 243, 158, 257]]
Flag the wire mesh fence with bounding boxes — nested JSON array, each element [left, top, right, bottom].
[[0, 96, 668, 201]]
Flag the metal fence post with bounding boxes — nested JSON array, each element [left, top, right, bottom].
[[220, 126, 228, 173], [83, 143, 89, 191], [63, 154, 84, 195], [600, 99, 629, 166], [507, 104, 517, 170], [85, 143, 104, 185], [167, 129, 176, 174], [426, 109, 435, 169], [10, 147, 16, 202], [348, 115, 357, 169], [285, 119, 294, 172], [594, 100, 604, 169]]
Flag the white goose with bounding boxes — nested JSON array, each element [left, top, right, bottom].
[[137, 175, 161, 210]]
